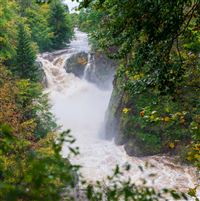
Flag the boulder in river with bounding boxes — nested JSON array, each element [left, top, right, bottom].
[[64, 52, 88, 78], [64, 50, 118, 89]]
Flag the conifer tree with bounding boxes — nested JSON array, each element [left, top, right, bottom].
[[0, 0, 17, 62], [14, 23, 39, 81], [49, 0, 72, 49]]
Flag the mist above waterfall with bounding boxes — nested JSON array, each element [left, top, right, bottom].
[[50, 79, 111, 137]]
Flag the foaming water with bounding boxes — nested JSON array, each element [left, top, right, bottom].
[[38, 30, 198, 195]]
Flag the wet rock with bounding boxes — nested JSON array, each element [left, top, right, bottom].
[[43, 54, 54, 62], [124, 139, 143, 156], [124, 138, 160, 157], [104, 74, 162, 157], [64, 52, 88, 77], [85, 52, 118, 89], [103, 76, 125, 140], [64, 51, 118, 89]]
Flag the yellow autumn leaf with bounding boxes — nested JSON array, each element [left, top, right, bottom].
[[193, 144, 200, 151], [133, 74, 140, 80], [194, 154, 200, 160], [169, 142, 175, 149], [187, 156, 193, 161], [180, 120, 185, 124], [123, 108, 130, 114], [150, 115, 155, 120], [164, 116, 170, 122], [131, 73, 144, 80]]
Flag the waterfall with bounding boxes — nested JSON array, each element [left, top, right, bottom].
[[38, 29, 198, 196], [83, 53, 92, 79], [83, 52, 98, 85], [83, 53, 96, 81]]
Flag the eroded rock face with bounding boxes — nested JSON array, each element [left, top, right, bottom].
[[85, 52, 118, 89], [104, 74, 163, 157], [64, 51, 118, 89], [64, 52, 88, 78]]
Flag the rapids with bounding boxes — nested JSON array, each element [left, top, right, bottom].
[[38, 29, 199, 195]]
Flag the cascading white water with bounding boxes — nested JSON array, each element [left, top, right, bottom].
[[38, 29, 199, 196], [83, 53, 96, 80], [83, 53, 91, 79]]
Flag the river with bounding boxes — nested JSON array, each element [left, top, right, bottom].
[[38, 29, 198, 196]]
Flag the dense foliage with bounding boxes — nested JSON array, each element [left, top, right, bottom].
[[0, 0, 17, 62], [0, 0, 199, 200], [24, 2, 54, 51], [77, 0, 200, 161], [0, 1, 77, 200], [0, 0, 73, 64], [14, 23, 39, 81], [49, 0, 73, 48], [0, 65, 77, 200]]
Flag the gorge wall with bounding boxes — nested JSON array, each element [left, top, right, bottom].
[[104, 66, 199, 157], [64, 51, 117, 89]]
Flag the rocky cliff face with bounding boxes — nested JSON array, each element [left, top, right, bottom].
[[85, 52, 117, 89], [104, 73, 163, 157], [64, 51, 117, 89], [104, 65, 195, 157]]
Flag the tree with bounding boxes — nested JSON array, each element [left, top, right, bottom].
[[17, 0, 33, 16], [0, 0, 17, 62], [49, 0, 73, 49], [14, 23, 39, 82], [80, 0, 200, 93], [25, 3, 53, 52], [77, 0, 200, 158]]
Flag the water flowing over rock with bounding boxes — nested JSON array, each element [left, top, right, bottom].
[[64, 52, 88, 78], [37, 29, 199, 197], [84, 52, 117, 89], [64, 51, 117, 89]]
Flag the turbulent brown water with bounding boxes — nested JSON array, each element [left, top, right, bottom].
[[38, 29, 199, 197]]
